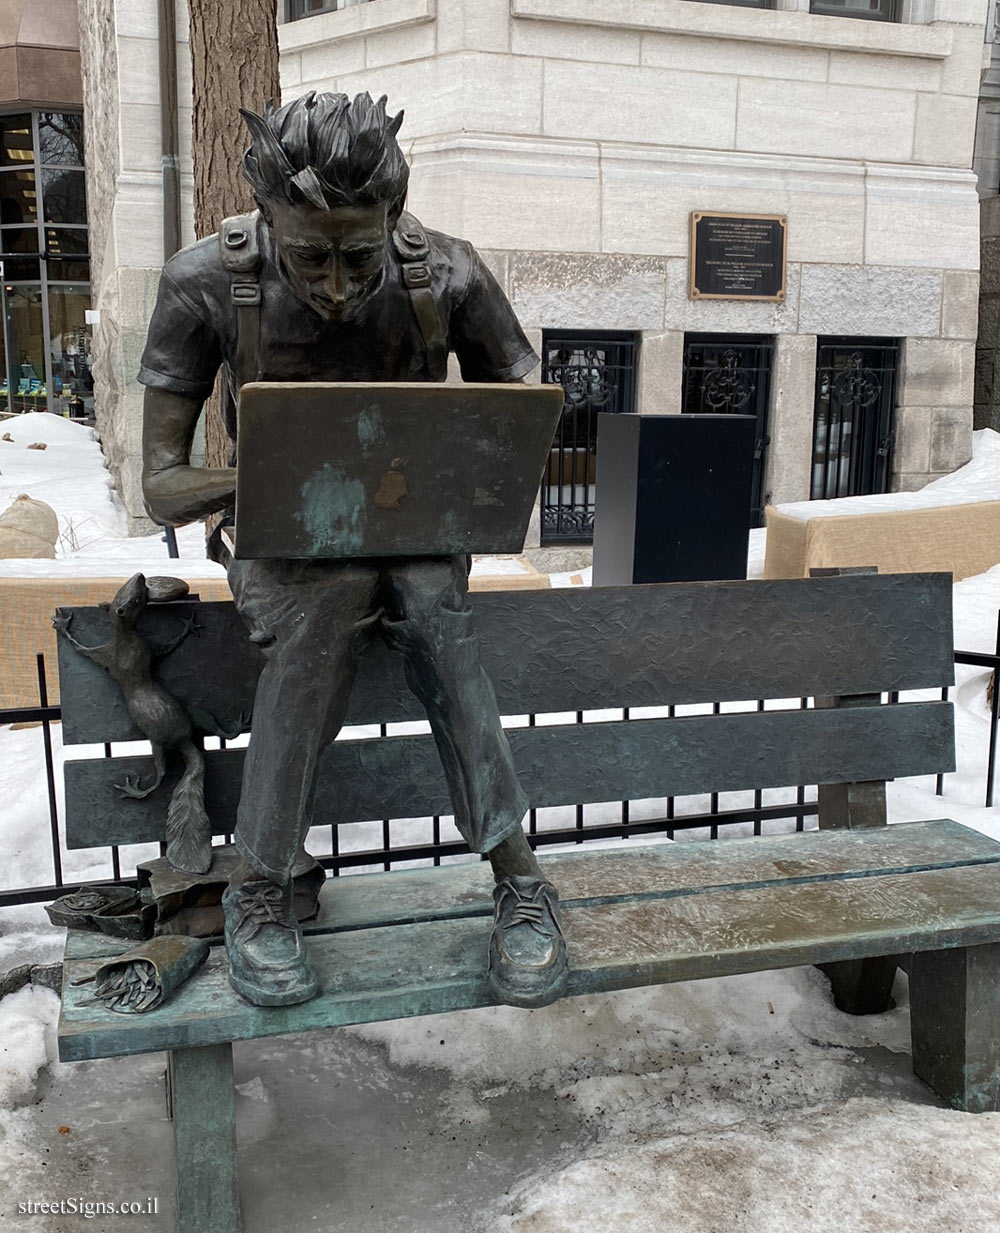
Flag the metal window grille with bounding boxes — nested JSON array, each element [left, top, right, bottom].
[[286, 0, 366, 19], [808, 0, 899, 21], [681, 333, 773, 528], [811, 338, 898, 501], [540, 331, 638, 545]]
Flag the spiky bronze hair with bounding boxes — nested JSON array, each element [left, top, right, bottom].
[[240, 91, 409, 219]]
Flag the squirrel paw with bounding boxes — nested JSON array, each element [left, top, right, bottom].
[[115, 773, 158, 800]]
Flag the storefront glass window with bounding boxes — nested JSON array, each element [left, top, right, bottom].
[[48, 287, 93, 406], [1, 284, 46, 412], [0, 116, 33, 166], [38, 112, 85, 166], [45, 228, 89, 281], [0, 110, 92, 417], [41, 168, 87, 224], [0, 226, 41, 280], [0, 168, 38, 223]]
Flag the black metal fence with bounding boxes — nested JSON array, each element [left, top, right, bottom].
[[2, 630, 997, 912]]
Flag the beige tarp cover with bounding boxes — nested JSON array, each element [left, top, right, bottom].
[[0, 563, 551, 712], [0, 576, 235, 711], [764, 500, 1000, 582]]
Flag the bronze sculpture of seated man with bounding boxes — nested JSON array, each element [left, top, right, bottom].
[[138, 90, 567, 1010]]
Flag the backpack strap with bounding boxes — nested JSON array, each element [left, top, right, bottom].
[[219, 209, 449, 384], [392, 211, 448, 381], [219, 212, 262, 391]]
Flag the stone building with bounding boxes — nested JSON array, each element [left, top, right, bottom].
[[77, 0, 990, 541], [76, 0, 195, 528], [0, 0, 95, 424], [975, 0, 1000, 431]]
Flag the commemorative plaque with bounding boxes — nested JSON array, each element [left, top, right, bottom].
[[690, 212, 787, 302]]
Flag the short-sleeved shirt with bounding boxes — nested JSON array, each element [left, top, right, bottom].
[[138, 212, 538, 432]]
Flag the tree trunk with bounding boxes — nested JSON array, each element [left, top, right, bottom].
[[188, 0, 280, 472]]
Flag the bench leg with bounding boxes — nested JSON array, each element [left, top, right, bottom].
[[818, 956, 898, 1016], [169, 1044, 242, 1233], [815, 776, 897, 1014], [910, 943, 1000, 1113]]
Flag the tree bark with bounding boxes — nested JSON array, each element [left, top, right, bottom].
[[187, 0, 280, 472]]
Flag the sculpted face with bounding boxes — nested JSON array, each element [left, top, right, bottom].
[[266, 200, 389, 323]]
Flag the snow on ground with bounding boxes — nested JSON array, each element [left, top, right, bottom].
[[774, 427, 1000, 520], [0, 413, 124, 555], [0, 412, 226, 578], [0, 416, 999, 1231]]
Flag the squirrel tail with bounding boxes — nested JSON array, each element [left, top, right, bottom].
[[165, 743, 213, 875]]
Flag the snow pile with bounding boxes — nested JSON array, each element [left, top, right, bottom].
[[921, 427, 1000, 503], [0, 985, 58, 1110], [0, 412, 225, 578], [349, 968, 1000, 1231], [0, 525, 227, 578], [0, 722, 164, 979], [0, 413, 125, 554], [500, 1098, 1000, 1233], [884, 559, 1000, 839], [774, 427, 1000, 520], [954, 560, 1000, 653], [353, 966, 909, 1100]]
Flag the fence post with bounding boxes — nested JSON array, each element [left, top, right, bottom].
[[36, 653, 63, 888], [986, 612, 999, 809]]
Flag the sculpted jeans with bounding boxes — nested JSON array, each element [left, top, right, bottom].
[[227, 554, 527, 883]]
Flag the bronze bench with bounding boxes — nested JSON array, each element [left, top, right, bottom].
[[55, 571, 1000, 1233]]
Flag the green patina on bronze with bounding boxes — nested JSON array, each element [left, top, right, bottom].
[[58, 823, 1000, 1106], [62, 703, 955, 850], [295, 461, 367, 556], [355, 404, 385, 450], [55, 574, 955, 748]]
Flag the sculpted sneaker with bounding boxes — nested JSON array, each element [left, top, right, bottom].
[[488, 875, 568, 1009], [222, 878, 318, 1007]]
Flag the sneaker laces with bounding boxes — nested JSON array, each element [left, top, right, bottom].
[[501, 884, 564, 938], [509, 901, 545, 926], [236, 883, 295, 939]]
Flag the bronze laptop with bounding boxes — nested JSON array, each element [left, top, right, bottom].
[[233, 382, 564, 559]]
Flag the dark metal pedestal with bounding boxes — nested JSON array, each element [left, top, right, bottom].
[[592, 412, 756, 585]]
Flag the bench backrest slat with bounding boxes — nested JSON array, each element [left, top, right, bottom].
[[63, 701, 955, 848], [57, 574, 955, 745]]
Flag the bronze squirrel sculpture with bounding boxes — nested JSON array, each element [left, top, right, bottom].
[[53, 573, 223, 875]]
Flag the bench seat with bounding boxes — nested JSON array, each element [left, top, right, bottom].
[[60, 821, 1000, 1119]]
